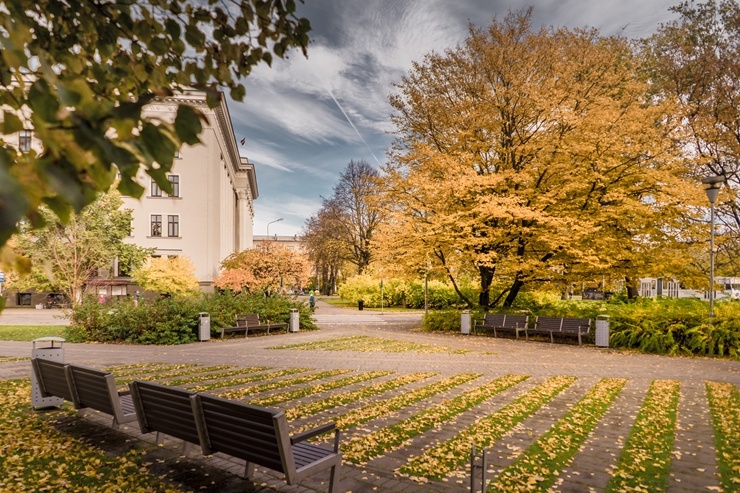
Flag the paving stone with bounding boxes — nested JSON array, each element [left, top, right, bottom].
[[2, 301, 739, 492]]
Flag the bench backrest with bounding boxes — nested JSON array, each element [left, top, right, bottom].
[[504, 315, 529, 328], [67, 364, 118, 415], [32, 358, 74, 401], [482, 314, 506, 326], [192, 393, 288, 475], [561, 318, 591, 333], [129, 380, 200, 445], [535, 316, 564, 331], [236, 313, 260, 327]]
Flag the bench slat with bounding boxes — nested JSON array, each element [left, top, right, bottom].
[[130, 381, 200, 445], [192, 392, 341, 491], [529, 316, 590, 345], [33, 358, 75, 402], [474, 313, 528, 339]]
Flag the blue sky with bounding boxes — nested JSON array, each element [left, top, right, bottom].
[[231, 0, 681, 238]]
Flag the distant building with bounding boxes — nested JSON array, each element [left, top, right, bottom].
[[639, 277, 740, 300], [252, 234, 305, 253]]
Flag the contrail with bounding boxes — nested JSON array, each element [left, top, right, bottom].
[[311, 67, 383, 167]]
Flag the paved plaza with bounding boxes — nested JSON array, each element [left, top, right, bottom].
[[1, 301, 739, 492]]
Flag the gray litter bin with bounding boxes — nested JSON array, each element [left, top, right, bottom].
[[31, 337, 65, 408], [289, 308, 300, 332], [198, 312, 211, 341], [461, 310, 471, 335], [595, 315, 610, 348]]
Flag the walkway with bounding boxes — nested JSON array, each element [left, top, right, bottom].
[[1, 300, 738, 492]]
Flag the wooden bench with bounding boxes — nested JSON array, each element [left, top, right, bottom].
[[473, 313, 529, 339], [192, 392, 341, 492], [67, 363, 137, 429], [31, 358, 137, 428], [220, 313, 288, 338], [527, 316, 591, 346], [128, 380, 200, 454], [32, 357, 75, 404]]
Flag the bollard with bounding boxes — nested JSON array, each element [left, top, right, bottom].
[[461, 310, 471, 335], [289, 308, 300, 332], [595, 314, 610, 348], [198, 312, 211, 341]]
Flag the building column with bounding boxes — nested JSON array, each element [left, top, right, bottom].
[[236, 189, 252, 251]]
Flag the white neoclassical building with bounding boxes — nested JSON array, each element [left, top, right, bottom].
[[2, 89, 256, 305], [119, 90, 258, 289]]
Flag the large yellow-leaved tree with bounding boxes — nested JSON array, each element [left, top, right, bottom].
[[376, 9, 703, 308]]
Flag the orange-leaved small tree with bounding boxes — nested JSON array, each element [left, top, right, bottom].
[[214, 242, 311, 295]]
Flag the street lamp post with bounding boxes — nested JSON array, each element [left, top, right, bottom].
[[266, 218, 283, 237], [702, 175, 724, 318]]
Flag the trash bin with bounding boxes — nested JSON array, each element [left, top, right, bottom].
[[198, 312, 211, 341], [358, 300, 364, 311], [289, 308, 300, 333], [31, 337, 65, 409], [461, 310, 471, 335], [595, 315, 610, 348]]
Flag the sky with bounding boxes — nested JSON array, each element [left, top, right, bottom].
[[232, 0, 682, 238]]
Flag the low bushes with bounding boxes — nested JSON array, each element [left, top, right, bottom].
[[66, 291, 315, 345], [420, 290, 740, 358], [337, 275, 476, 309]]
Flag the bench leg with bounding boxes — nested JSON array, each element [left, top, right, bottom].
[[578, 333, 582, 346], [493, 328, 497, 338], [328, 464, 339, 493], [549, 331, 554, 343], [243, 461, 255, 479]]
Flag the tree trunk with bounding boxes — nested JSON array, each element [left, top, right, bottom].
[[503, 277, 524, 307], [478, 265, 495, 308], [625, 276, 639, 299]]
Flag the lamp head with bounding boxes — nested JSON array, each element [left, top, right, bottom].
[[702, 175, 724, 204]]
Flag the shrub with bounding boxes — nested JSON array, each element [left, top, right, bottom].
[[423, 310, 465, 332], [67, 291, 315, 344]]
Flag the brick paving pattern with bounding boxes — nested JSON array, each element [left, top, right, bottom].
[[1, 301, 739, 492]]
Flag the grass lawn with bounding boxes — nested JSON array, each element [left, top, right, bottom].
[[0, 325, 68, 341], [320, 296, 422, 312]]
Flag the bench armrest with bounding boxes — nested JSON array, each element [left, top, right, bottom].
[[118, 389, 131, 397], [290, 422, 336, 444]]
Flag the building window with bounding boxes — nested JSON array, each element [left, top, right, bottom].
[[167, 215, 179, 237], [168, 175, 179, 197], [151, 181, 162, 197], [19, 130, 32, 152], [150, 175, 179, 197], [151, 215, 162, 237]]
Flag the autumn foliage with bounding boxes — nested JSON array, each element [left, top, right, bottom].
[[214, 241, 311, 294], [376, 9, 704, 308]]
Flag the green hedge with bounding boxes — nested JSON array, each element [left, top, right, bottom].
[[66, 291, 316, 345], [421, 292, 740, 359]]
